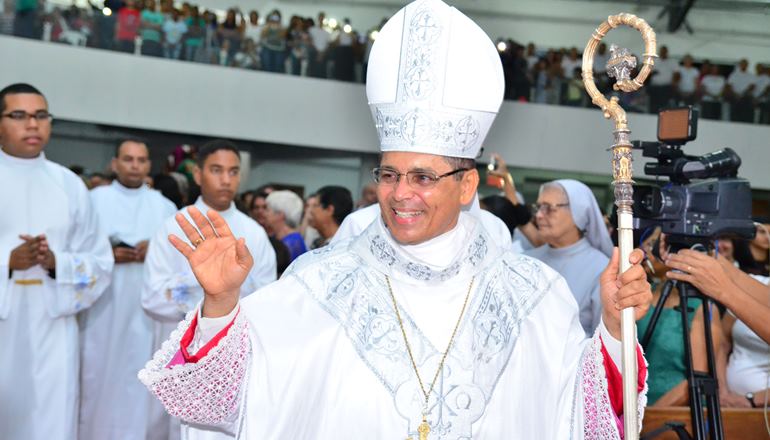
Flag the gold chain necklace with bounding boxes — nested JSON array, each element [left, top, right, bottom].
[[385, 275, 475, 440]]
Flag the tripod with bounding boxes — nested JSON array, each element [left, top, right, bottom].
[[640, 279, 724, 440]]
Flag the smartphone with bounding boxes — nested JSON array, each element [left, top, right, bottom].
[[486, 157, 504, 189]]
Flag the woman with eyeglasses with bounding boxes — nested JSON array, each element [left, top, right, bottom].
[[525, 179, 614, 336]]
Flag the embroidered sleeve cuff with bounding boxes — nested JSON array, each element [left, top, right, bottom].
[[138, 309, 250, 429]]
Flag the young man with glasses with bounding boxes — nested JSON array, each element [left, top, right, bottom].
[[140, 2, 652, 438], [0, 83, 114, 440]]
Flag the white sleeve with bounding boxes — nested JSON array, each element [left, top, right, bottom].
[[244, 225, 277, 291], [0, 244, 13, 319], [599, 318, 623, 369], [48, 181, 114, 317], [192, 304, 240, 351], [139, 307, 249, 435], [142, 221, 204, 322]]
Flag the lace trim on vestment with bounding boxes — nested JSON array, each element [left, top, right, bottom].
[[575, 328, 648, 440], [138, 311, 250, 427]]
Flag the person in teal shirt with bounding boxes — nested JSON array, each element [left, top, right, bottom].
[[140, 0, 164, 56], [183, 6, 206, 62], [637, 227, 723, 406]]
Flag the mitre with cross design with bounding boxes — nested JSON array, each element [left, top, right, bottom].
[[366, 0, 505, 159]]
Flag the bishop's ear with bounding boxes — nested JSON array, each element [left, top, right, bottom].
[[459, 168, 480, 205]]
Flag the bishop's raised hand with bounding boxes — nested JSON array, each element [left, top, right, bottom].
[[168, 206, 253, 317]]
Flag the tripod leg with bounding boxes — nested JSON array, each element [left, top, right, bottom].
[[641, 280, 676, 347], [700, 297, 724, 440], [678, 282, 706, 440]]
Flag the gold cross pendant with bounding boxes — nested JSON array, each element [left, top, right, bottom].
[[417, 416, 430, 440]]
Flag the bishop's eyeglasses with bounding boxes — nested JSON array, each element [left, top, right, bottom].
[[1, 110, 54, 123], [372, 167, 471, 189]]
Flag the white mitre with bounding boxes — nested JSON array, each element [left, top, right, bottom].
[[366, 0, 505, 159]]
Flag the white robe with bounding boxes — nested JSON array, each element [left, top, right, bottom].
[[140, 213, 647, 439], [0, 149, 113, 440], [79, 181, 177, 440], [525, 238, 609, 336], [142, 196, 277, 440]]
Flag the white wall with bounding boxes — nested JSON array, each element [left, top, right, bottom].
[[248, 156, 365, 196], [3, 35, 769, 190], [0, 37, 380, 154]]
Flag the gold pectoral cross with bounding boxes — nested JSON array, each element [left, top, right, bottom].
[[417, 417, 430, 440]]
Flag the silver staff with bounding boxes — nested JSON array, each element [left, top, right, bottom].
[[581, 13, 657, 440]]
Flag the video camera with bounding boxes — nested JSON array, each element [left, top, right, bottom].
[[632, 107, 755, 249]]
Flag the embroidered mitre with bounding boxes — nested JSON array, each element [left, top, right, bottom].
[[366, 0, 505, 159]]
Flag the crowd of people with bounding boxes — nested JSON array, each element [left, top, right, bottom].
[[499, 42, 770, 123], [1, 0, 769, 438], [2, 0, 374, 81], [3, 1, 769, 123]]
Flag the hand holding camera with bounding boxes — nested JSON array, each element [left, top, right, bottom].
[[485, 153, 511, 189]]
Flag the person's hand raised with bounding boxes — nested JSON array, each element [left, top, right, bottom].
[[168, 207, 253, 317]]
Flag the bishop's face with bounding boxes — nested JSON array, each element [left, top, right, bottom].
[[0, 93, 51, 159], [376, 151, 478, 246]]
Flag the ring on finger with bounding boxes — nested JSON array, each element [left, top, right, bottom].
[[193, 238, 203, 247]]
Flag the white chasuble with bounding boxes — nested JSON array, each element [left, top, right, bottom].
[[141, 213, 647, 439], [526, 238, 609, 337], [0, 149, 113, 440], [79, 181, 177, 440], [142, 197, 277, 440]]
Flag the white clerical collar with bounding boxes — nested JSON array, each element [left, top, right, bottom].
[[399, 215, 468, 269], [355, 211, 495, 285], [193, 196, 236, 217], [0, 147, 46, 166], [112, 179, 148, 195]]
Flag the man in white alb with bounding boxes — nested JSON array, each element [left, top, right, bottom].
[[142, 139, 276, 440], [0, 83, 114, 440], [80, 138, 177, 440], [140, 2, 651, 438]]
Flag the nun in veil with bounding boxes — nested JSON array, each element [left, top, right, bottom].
[[525, 179, 614, 336]]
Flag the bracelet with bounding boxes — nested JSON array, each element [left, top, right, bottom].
[[746, 392, 757, 408]]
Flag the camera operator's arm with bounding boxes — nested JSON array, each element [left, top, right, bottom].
[[488, 154, 543, 248], [715, 313, 754, 408], [666, 250, 770, 344], [717, 257, 770, 305]]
